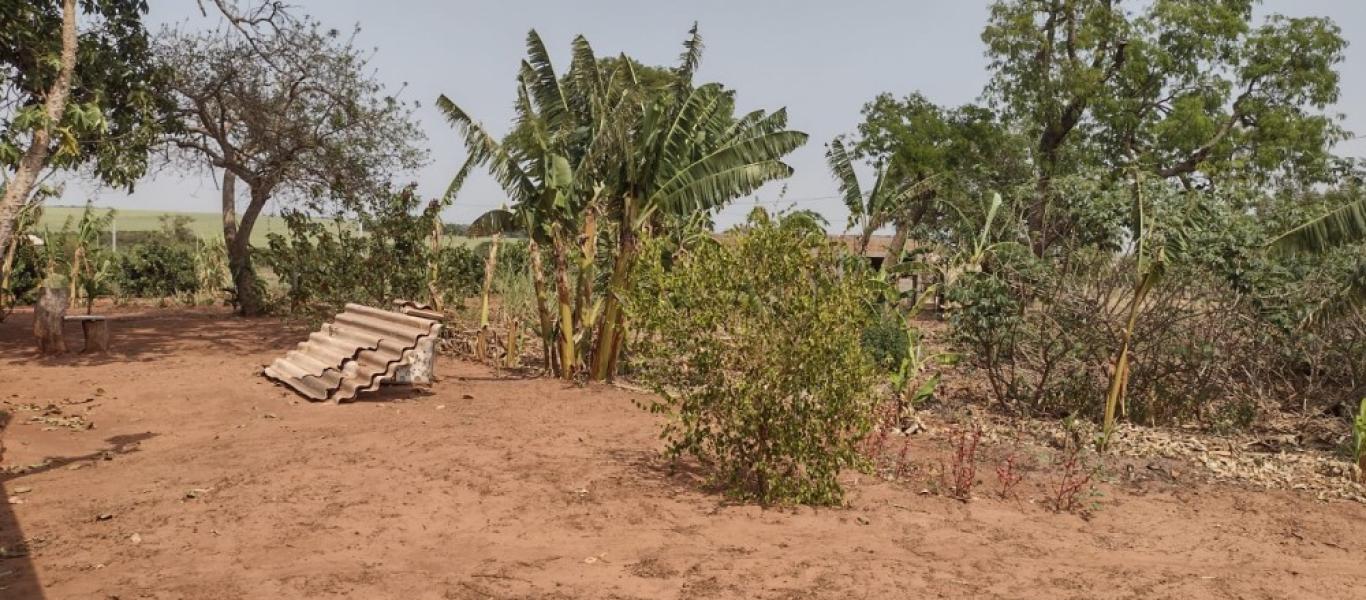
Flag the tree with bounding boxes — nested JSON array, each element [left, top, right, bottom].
[[440, 25, 806, 381], [825, 138, 922, 264], [982, 0, 1127, 253], [981, 0, 1346, 254], [157, 6, 425, 315], [838, 92, 1025, 270], [587, 25, 807, 380], [0, 0, 167, 265]]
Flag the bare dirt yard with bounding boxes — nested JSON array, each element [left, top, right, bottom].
[[2, 307, 1365, 599]]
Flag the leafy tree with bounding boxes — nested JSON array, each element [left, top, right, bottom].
[[0, 0, 167, 263], [982, 0, 1347, 253], [836, 93, 1026, 269], [157, 4, 426, 315]]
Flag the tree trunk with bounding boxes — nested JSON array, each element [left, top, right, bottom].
[[0, 0, 78, 258], [551, 228, 576, 379], [476, 233, 501, 361], [222, 171, 270, 316], [1029, 167, 1053, 257], [34, 285, 69, 354], [426, 209, 444, 311], [881, 220, 910, 275], [590, 222, 635, 382], [527, 237, 555, 372]]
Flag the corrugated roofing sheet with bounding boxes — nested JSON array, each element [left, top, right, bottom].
[[263, 303, 443, 402]]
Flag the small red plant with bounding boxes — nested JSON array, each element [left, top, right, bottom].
[[995, 452, 1024, 500], [861, 400, 899, 469], [1050, 444, 1094, 513], [893, 435, 914, 479], [942, 425, 982, 500]]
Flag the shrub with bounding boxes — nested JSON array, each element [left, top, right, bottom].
[[948, 247, 1268, 426], [439, 244, 485, 300], [861, 311, 909, 372], [115, 241, 198, 299], [624, 211, 880, 505]]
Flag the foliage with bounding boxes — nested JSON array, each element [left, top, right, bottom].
[[115, 240, 197, 299], [67, 202, 116, 313], [0, 0, 169, 186], [262, 186, 498, 318], [191, 238, 229, 304], [624, 212, 879, 505], [157, 4, 427, 315], [981, 0, 1348, 252], [439, 24, 807, 380], [861, 311, 909, 372]]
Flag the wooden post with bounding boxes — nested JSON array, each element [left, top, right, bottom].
[[81, 318, 110, 353], [34, 285, 69, 354]]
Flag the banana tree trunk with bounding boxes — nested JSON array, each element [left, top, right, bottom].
[[527, 237, 556, 372], [1100, 272, 1153, 451], [476, 233, 501, 361], [574, 210, 599, 358], [427, 214, 444, 312], [590, 223, 635, 382], [551, 228, 576, 379]]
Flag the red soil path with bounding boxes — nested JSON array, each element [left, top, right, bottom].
[[1, 307, 1364, 599]]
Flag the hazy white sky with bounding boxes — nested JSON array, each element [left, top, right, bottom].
[[83, 0, 1366, 230]]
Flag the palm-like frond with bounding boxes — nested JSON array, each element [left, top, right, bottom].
[[524, 30, 572, 128], [435, 94, 537, 205], [652, 161, 796, 223], [673, 22, 704, 97], [826, 139, 865, 220], [444, 154, 478, 201], [1272, 195, 1366, 254]]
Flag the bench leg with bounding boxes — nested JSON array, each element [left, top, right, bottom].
[[82, 320, 110, 353]]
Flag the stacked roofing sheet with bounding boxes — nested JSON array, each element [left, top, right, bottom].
[[263, 303, 443, 402]]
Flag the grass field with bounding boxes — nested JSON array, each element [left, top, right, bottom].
[[37, 206, 298, 246], [36, 205, 486, 248]]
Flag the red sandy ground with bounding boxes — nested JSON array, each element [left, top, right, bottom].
[[1, 306, 1364, 600]]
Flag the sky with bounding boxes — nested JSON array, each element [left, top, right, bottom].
[[81, 0, 1366, 231]]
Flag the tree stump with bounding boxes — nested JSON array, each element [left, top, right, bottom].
[[34, 285, 69, 354]]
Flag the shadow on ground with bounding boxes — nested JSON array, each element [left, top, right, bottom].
[[1, 410, 43, 599], [0, 307, 305, 366]]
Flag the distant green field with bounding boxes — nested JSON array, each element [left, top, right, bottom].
[[37, 206, 297, 246], [36, 206, 484, 248]]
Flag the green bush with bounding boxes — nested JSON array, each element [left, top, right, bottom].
[[624, 211, 880, 505], [861, 311, 909, 372], [440, 244, 485, 300], [115, 241, 198, 298]]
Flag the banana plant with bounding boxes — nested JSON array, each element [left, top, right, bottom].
[[1099, 168, 1167, 452], [438, 31, 629, 379], [588, 25, 808, 380], [1269, 186, 1366, 324], [441, 25, 807, 382]]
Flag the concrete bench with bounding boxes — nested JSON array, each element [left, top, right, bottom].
[[63, 315, 110, 353]]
